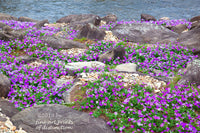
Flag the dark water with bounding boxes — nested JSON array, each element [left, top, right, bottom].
[[0, 0, 200, 23]]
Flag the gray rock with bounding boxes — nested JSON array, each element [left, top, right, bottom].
[[178, 59, 200, 86], [33, 19, 49, 29], [115, 63, 137, 72], [141, 14, 156, 21], [39, 36, 86, 50], [0, 22, 7, 29], [0, 98, 19, 117], [0, 26, 25, 41], [0, 13, 18, 21], [101, 14, 117, 24], [77, 23, 106, 41], [190, 15, 200, 22], [0, 74, 11, 98], [98, 46, 125, 62], [171, 24, 188, 34], [190, 21, 200, 30], [18, 16, 38, 22], [56, 14, 101, 26], [178, 26, 200, 55], [112, 23, 178, 44], [65, 61, 105, 70], [11, 104, 114, 133]]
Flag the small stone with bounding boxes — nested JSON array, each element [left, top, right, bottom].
[[11, 125, 16, 131], [4, 119, 13, 129], [154, 90, 161, 93]]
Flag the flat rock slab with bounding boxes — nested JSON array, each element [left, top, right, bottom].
[[0, 98, 19, 117], [115, 63, 137, 72], [11, 104, 114, 133], [112, 23, 178, 44]]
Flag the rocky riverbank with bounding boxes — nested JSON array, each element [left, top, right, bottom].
[[0, 13, 200, 132]]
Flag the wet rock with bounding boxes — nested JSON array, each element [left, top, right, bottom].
[[11, 104, 114, 133], [77, 23, 106, 41], [98, 46, 125, 62], [33, 19, 49, 29], [39, 36, 86, 49], [18, 16, 38, 22], [56, 14, 101, 26], [0, 13, 18, 21], [115, 63, 137, 72], [171, 24, 188, 34], [141, 14, 156, 21], [101, 14, 117, 24], [0, 98, 19, 117], [0, 74, 11, 98], [112, 23, 178, 44], [178, 59, 200, 86], [178, 26, 200, 54], [190, 15, 200, 22]]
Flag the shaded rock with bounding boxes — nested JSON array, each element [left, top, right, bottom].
[[0, 98, 19, 117], [141, 14, 156, 21], [0, 74, 11, 98], [171, 24, 188, 34], [190, 21, 200, 30], [178, 26, 200, 54], [190, 15, 200, 22], [101, 14, 117, 24], [18, 16, 38, 22], [0, 22, 8, 29], [0, 13, 18, 21], [56, 14, 101, 26], [0, 27, 25, 41], [115, 63, 137, 72], [112, 23, 178, 44], [77, 23, 106, 41], [98, 46, 125, 62], [33, 19, 49, 29], [11, 104, 114, 133], [39, 36, 86, 49], [178, 59, 200, 86], [15, 56, 45, 65]]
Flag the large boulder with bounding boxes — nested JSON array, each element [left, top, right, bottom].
[[39, 36, 86, 49], [0, 26, 25, 41], [0, 22, 8, 29], [18, 16, 38, 22], [112, 23, 178, 44], [0, 98, 19, 117], [141, 14, 156, 21], [190, 21, 200, 30], [77, 23, 106, 41], [0, 13, 18, 21], [56, 14, 101, 26], [177, 26, 200, 54], [101, 14, 117, 24], [11, 104, 114, 133], [0, 73, 11, 98], [178, 59, 200, 86], [171, 24, 188, 34], [98, 46, 125, 62], [190, 15, 200, 22], [33, 19, 49, 29]]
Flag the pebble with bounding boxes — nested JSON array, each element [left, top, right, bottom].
[[60, 48, 86, 56]]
